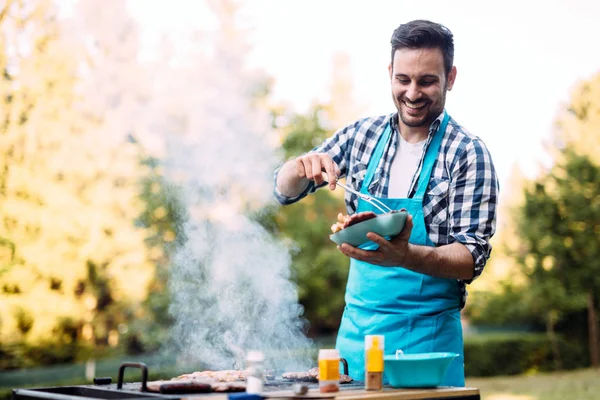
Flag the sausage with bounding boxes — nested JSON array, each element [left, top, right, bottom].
[[331, 211, 377, 234], [159, 382, 212, 394], [342, 211, 377, 228]]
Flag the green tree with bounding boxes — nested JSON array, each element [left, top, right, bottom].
[[265, 105, 349, 336], [466, 72, 600, 370], [516, 149, 600, 368], [0, 0, 155, 364], [132, 152, 186, 353]]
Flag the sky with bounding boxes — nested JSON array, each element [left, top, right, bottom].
[[127, 0, 600, 191]]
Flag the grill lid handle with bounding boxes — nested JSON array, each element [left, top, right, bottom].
[[117, 362, 149, 392], [340, 357, 349, 376]]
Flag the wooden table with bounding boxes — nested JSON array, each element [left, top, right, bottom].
[[261, 387, 480, 400]]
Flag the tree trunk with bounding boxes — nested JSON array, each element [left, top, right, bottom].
[[587, 289, 599, 368], [546, 311, 562, 370]]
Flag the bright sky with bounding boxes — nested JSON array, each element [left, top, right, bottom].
[[127, 0, 600, 191]]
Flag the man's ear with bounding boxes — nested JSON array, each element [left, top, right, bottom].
[[447, 66, 457, 90], [388, 63, 393, 80]]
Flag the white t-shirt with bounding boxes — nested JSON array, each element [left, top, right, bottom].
[[388, 134, 426, 198]]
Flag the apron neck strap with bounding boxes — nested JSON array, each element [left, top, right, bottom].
[[413, 111, 450, 199], [361, 112, 450, 197], [361, 123, 392, 193]]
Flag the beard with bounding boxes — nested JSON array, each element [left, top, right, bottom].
[[394, 86, 447, 128]]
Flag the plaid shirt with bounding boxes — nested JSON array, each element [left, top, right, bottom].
[[274, 112, 499, 308]]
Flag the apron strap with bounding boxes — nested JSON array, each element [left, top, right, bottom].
[[361, 112, 450, 198], [413, 112, 450, 199], [361, 123, 393, 194]]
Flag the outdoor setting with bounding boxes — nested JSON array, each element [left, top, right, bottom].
[[1, 1, 600, 400]]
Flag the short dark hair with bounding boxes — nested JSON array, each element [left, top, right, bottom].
[[390, 20, 454, 76]]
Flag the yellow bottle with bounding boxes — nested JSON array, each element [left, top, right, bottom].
[[318, 349, 340, 393], [365, 335, 384, 391]]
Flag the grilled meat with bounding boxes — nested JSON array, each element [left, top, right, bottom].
[[282, 367, 353, 383], [331, 211, 377, 233], [174, 370, 246, 382]]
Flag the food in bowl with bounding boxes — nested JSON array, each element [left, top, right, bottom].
[[330, 211, 377, 234]]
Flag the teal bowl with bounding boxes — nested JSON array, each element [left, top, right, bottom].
[[383, 352, 458, 388], [329, 210, 407, 247]]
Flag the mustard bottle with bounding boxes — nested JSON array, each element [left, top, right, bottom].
[[365, 335, 384, 391]]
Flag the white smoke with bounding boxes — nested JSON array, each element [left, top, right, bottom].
[[139, 3, 315, 371], [67, 0, 313, 372]]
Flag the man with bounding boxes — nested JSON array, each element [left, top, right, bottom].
[[274, 20, 498, 386]]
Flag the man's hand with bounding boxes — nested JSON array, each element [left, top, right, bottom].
[[294, 153, 340, 190], [337, 213, 475, 280], [276, 153, 341, 198], [337, 214, 415, 266]]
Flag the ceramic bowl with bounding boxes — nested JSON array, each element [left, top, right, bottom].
[[329, 210, 407, 247]]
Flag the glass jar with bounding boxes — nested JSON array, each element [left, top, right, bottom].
[[318, 349, 340, 393]]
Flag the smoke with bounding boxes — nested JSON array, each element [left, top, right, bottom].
[[141, 3, 315, 372], [66, 0, 314, 373]]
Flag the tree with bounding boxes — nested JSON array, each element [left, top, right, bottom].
[[465, 72, 600, 370], [262, 52, 365, 336], [135, 0, 317, 371], [516, 149, 600, 368], [0, 0, 155, 362], [551, 73, 600, 166], [266, 105, 349, 336]]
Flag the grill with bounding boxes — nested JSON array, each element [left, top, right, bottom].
[[11, 362, 365, 400], [12, 362, 482, 400]]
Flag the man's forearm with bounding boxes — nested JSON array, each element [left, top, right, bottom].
[[276, 159, 310, 198], [403, 242, 474, 280]]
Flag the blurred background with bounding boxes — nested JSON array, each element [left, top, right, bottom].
[[1, 0, 600, 399]]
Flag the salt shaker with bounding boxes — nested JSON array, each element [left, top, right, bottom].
[[245, 350, 265, 394]]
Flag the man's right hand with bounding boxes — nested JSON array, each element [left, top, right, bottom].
[[276, 153, 341, 198], [294, 153, 340, 190]]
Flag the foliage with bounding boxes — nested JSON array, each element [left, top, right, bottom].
[[465, 71, 600, 369], [128, 153, 186, 354], [260, 106, 349, 335], [0, 0, 163, 365], [464, 281, 539, 327], [552, 72, 600, 166], [516, 148, 600, 364], [464, 333, 588, 377]]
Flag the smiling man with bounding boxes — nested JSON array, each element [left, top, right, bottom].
[[273, 20, 499, 386]]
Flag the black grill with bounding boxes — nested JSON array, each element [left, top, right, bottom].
[[11, 362, 364, 400]]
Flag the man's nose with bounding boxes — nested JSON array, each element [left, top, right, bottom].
[[406, 82, 420, 101]]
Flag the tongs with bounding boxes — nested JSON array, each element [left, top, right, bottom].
[[322, 172, 393, 214]]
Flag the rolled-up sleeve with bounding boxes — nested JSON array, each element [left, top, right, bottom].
[[273, 169, 319, 205], [448, 139, 499, 283], [273, 123, 352, 205]]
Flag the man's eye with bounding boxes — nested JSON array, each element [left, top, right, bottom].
[[397, 79, 410, 84], [421, 80, 435, 86]]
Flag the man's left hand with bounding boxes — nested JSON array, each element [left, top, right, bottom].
[[337, 213, 414, 266]]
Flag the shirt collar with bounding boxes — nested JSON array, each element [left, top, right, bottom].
[[389, 110, 445, 137]]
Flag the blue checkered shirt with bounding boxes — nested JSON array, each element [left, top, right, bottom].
[[274, 112, 499, 308]]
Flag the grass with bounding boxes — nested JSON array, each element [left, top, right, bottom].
[[466, 368, 600, 400]]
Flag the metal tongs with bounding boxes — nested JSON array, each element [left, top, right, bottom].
[[322, 172, 393, 214]]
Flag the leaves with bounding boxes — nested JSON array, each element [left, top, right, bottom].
[[0, 0, 156, 355]]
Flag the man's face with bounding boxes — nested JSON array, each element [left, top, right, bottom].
[[388, 47, 456, 128]]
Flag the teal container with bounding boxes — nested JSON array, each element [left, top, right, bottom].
[[329, 211, 407, 247], [383, 352, 458, 388]]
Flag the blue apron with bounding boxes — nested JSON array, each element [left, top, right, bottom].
[[335, 112, 465, 387]]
